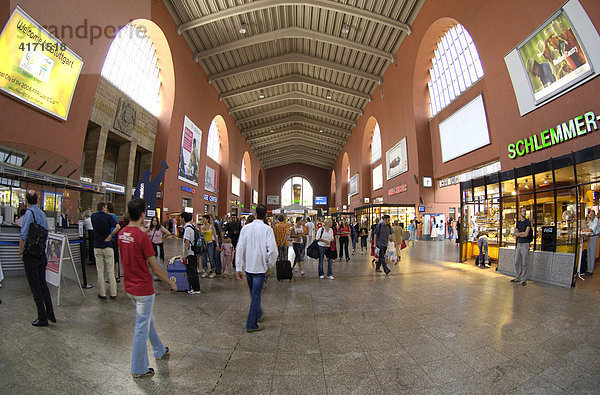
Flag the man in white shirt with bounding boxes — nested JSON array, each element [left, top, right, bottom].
[[305, 218, 315, 245], [584, 210, 599, 276], [236, 204, 277, 332]]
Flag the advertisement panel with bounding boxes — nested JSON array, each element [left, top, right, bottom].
[[315, 196, 327, 205], [0, 7, 84, 120], [372, 164, 383, 190], [252, 189, 258, 204], [349, 174, 359, 196], [45, 234, 63, 287], [386, 137, 408, 180], [177, 116, 202, 186], [231, 174, 240, 196], [204, 166, 216, 193], [267, 195, 279, 205]]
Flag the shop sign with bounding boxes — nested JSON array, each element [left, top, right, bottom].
[[182, 185, 195, 194], [507, 110, 599, 159], [80, 176, 92, 183], [164, 208, 169, 211], [418, 205, 426, 212], [315, 196, 327, 205], [373, 197, 383, 204], [422, 177, 433, 188], [363, 197, 370, 204], [146, 209, 156, 218], [208, 196, 217, 203], [184, 206, 193, 213], [101, 181, 125, 194], [439, 161, 501, 188], [230, 200, 240, 206], [388, 184, 407, 196], [439, 175, 461, 188]]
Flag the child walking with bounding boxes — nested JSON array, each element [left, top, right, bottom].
[[220, 237, 234, 278]]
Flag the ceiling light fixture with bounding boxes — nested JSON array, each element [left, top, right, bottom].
[[326, 90, 332, 99], [341, 24, 350, 34], [259, 90, 265, 99], [319, 129, 324, 133], [239, 23, 248, 34]]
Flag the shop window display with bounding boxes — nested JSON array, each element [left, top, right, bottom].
[[556, 188, 578, 253]]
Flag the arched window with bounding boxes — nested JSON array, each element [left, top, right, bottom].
[[101, 24, 161, 116], [281, 177, 313, 208], [371, 122, 382, 164], [347, 164, 350, 182], [427, 24, 484, 117], [241, 156, 247, 183], [206, 119, 220, 163]]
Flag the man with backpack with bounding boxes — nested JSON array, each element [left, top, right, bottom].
[[19, 190, 55, 327], [181, 212, 202, 294]]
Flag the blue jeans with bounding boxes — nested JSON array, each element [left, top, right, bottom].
[[214, 242, 222, 272], [292, 242, 303, 263], [245, 272, 265, 330], [376, 245, 390, 272], [318, 245, 333, 277], [478, 238, 489, 264], [202, 242, 216, 272], [129, 294, 167, 375]]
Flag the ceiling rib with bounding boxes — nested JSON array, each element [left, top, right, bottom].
[[194, 27, 394, 63], [207, 53, 382, 85], [253, 136, 340, 153], [250, 126, 345, 147], [219, 74, 371, 102], [235, 104, 357, 127], [177, 0, 412, 35], [229, 91, 363, 116], [242, 115, 351, 137]]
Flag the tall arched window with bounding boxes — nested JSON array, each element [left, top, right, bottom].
[[101, 24, 161, 116], [371, 122, 382, 164], [427, 24, 484, 117], [241, 157, 247, 183], [206, 119, 220, 163], [281, 177, 313, 208]]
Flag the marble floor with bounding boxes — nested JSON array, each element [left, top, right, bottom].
[[1, 238, 599, 394]]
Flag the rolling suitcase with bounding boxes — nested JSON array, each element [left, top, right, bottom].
[[167, 256, 190, 291], [276, 260, 293, 281]]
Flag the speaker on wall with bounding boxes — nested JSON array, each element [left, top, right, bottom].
[[414, 175, 419, 185]]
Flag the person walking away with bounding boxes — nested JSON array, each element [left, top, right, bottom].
[[220, 237, 235, 278], [200, 215, 217, 278], [19, 190, 55, 326], [181, 212, 202, 294], [369, 219, 379, 266], [359, 221, 369, 254], [273, 214, 290, 261], [477, 230, 490, 268], [373, 215, 393, 275], [408, 220, 416, 246], [351, 220, 359, 255], [448, 219, 454, 240], [316, 218, 335, 279], [455, 217, 461, 245], [290, 217, 306, 275], [583, 210, 599, 276], [211, 214, 223, 274], [91, 202, 120, 300], [117, 198, 176, 378], [392, 220, 404, 263], [338, 220, 351, 261], [146, 216, 171, 271], [106, 202, 121, 282], [222, 214, 242, 267], [511, 207, 532, 286], [235, 205, 277, 332], [305, 217, 315, 246]]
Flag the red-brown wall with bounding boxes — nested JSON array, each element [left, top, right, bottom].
[[265, 164, 330, 211]]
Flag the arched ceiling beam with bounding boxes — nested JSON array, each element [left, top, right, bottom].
[[264, 161, 330, 170], [260, 149, 334, 164], [229, 91, 363, 116], [220, 74, 371, 102], [243, 115, 350, 137], [194, 26, 394, 63], [236, 103, 356, 127], [177, 0, 412, 35], [253, 138, 340, 156], [250, 126, 345, 147], [208, 53, 381, 85], [262, 155, 333, 169]]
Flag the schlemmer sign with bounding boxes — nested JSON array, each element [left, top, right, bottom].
[[507, 110, 598, 159]]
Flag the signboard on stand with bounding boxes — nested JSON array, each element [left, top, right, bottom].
[[45, 232, 84, 306]]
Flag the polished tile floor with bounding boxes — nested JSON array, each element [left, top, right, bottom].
[[1, 238, 599, 394]]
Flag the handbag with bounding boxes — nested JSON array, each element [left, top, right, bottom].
[[307, 240, 320, 259], [401, 240, 407, 249], [325, 247, 337, 259]]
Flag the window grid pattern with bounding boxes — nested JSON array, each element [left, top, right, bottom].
[[101, 24, 161, 116], [281, 177, 313, 209], [427, 24, 484, 117], [0, 151, 23, 187], [206, 120, 220, 163], [371, 123, 382, 164]]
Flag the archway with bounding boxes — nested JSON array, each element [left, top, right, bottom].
[[242, 151, 252, 211], [361, 116, 380, 200], [209, 115, 229, 217], [257, 169, 264, 205], [341, 152, 350, 207], [330, 169, 337, 210], [281, 176, 314, 208]]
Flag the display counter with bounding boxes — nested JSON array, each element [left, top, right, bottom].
[[0, 224, 83, 276], [497, 248, 575, 288]]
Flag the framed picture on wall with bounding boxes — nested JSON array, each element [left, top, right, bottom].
[[349, 174, 359, 196], [204, 166, 216, 193], [386, 137, 408, 180]]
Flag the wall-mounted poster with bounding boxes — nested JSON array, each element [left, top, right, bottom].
[[231, 174, 240, 196], [178, 116, 202, 186], [386, 137, 408, 180], [0, 7, 84, 120], [373, 164, 383, 190], [349, 174, 359, 196], [252, 189, 258, 204], [504, 0, 600, 115], [204, 166, 216, 193], [267, 195, 280, 205]]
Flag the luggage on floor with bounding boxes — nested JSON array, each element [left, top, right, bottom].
[[167, 256, 190, 291], [580, 250, 588, 274], [474, 255, 480, 266], [276, 260, 293, 281]]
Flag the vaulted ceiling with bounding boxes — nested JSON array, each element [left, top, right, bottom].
[[163, 0, 426, 170]]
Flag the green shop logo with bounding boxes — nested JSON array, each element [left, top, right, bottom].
[[507, 111, 599, 159]]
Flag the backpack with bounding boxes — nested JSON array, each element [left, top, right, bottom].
[[185, 224, 207, 255], [25, 209, 48, 258]]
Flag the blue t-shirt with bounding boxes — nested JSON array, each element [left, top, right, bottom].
[[20, 204, 48, 241], [91, 210, 117, 249]]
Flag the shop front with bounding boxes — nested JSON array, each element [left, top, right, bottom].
[[460, 144, 600, 288], [355, 204, 416, 229]]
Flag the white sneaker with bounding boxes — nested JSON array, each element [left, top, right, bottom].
[[327, 276, 335, 280], [187, 290, 202, 294], [301, 271, 306, 276], [293, 268, 298, 272], [484, 264, 490, 268], [201, 272, 208, 278], [208, 273, 215, 279], [319, 275, 325, 279]]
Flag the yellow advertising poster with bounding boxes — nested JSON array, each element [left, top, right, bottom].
[[0, 6, 83, 120]]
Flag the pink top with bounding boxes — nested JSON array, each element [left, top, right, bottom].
[[148, 227, 168, 244], [222, 242, 233, 256]]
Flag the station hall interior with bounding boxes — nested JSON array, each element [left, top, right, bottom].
[[1, 0, 600, 393]]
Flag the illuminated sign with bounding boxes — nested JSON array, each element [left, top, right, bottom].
[[418, 205, 426, 212], [182, 185, 195, 194], [422, 177, 433, 188], [388, 184, 407, 196], [204, 194, 217, 202], [508, 110, 598, 159], [80, 176, 92, 183], [184, 206, 193, 213], [364, 197, 370, 204], [373, 197, 383, 204], [101, 181, 125, 194], [315, 196, 327, 205], [0, 7, 83, 120]]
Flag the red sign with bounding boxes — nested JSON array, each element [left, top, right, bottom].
[[388, 184, 407, 196]]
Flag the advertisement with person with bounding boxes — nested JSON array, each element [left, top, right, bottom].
[[519, 11, 591, 103], [45, 235, 63, 287], [0, 7, 83, 120], [178, 115, 202, 186], [386, 137, 408, 180], [205, 166, 216, 193]]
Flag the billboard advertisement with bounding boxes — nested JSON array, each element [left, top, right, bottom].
[[204, 166, 216, 193], [177, 116, 202, 186], [386, 137, 408, 180], [0, 6, 84, 120]]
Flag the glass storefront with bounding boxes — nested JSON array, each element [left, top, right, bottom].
[[355, 204, 416, 229], [460, 144, 600, 276]]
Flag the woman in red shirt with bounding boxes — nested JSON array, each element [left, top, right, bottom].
[[338, 220, 351, 262]]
